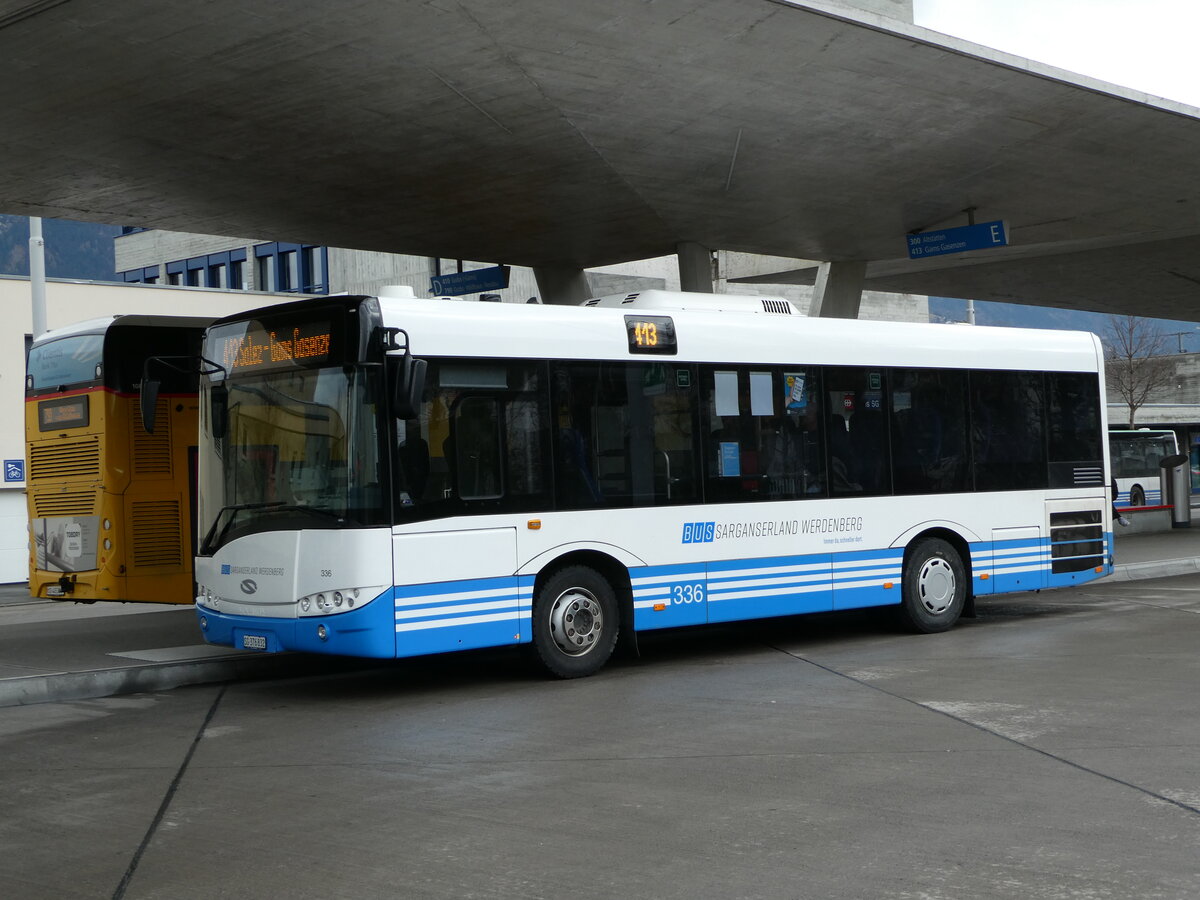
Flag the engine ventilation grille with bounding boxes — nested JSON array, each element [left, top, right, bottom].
[[29, 439, 100, 481], [132, 399, 172, 475], [33, 491, 97, 518], [1049, 510, 1104, 574], [760, 299, 793, 315], [131, 500, 183, 568]]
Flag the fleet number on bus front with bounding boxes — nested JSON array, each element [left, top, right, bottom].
[[624, 315, 677, 355]]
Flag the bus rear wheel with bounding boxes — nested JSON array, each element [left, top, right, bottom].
[[1130, 485, 1146, 507], [898, 538, 966, 634], [532, 566, 619, 678]]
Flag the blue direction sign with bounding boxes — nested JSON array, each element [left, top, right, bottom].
[[430, 265, 510, 296], [907, 221, 1008, 260]]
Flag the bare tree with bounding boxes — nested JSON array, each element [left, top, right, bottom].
[[1103, 316, 1174, 427]]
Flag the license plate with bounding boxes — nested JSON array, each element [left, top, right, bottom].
[[46, 585, 64, 597], [242, 634, 268, 650]]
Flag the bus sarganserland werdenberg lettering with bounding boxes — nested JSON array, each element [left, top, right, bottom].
[[26, 315, 213, 603], [191, 290, 1113, 677]]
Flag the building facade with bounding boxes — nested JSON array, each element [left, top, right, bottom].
[[115, 229, 930, 321]]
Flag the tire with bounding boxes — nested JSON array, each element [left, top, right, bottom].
[[898, 537, 966, 634], [1130, 485, 1145, 507], [531, 566, 619, 678]]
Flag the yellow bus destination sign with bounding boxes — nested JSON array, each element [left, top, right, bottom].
[[38, 395, 89, 431], [624, 315, 677, 355], [217, 322, 334, 372]]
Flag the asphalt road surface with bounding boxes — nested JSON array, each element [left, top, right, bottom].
[[3, 573, 1200, 899]]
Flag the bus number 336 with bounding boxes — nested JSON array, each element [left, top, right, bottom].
[[672, 582, 704, 604]]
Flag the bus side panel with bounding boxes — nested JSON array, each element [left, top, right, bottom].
[[393, 575, 528, 657], [391, 528, 524, 655], [630, 561, 709, 630], [970, 543, 996, 596], [984, 527, 1046, 594], [832, 547, 904, 611], [706, 553, 833, 623]]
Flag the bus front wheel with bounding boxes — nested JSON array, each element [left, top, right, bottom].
[[532, 566, 619, 678], [898, 538, 966, 634], [1130, 485, 1146, 507]]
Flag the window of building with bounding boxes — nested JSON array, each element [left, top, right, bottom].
[[118, 266, 160, 284]]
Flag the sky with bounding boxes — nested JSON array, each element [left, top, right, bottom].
[[912, 0, 1200, 108]]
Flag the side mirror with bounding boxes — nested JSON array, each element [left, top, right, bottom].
[[394, 353, 427, 420], [140, 379, 161, 434], [211, 384, 229, 440]]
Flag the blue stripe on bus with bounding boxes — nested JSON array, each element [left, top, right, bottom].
[[198, 585, 398, 658], [392, 575, 532, 657], [201, 532, 1113, 659], [1115, 489, 1163, 509]]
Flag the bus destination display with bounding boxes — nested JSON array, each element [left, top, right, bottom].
[[38, 396, 89, 431], [625, 315, 677, 355], [213, 321, 334, 373]]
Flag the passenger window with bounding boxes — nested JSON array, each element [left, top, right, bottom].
[[825, 367, 890, 496], [890, 369, 968, 494], [394, 360, 550, 519], [452, 396, 503, 500], [700, 366, 825, 502], [970, 371, 1047, 491], [551, 362, 700, 509], [1047, 371, 1103, 488]]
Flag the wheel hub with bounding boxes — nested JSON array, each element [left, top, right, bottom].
[[917, 557, 956, 615], [549, 588, 603, 657]]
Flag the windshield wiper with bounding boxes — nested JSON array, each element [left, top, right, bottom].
[[264, 504, 347, 523], [201, 501, 285, 555], [200, 502, 351, 555]]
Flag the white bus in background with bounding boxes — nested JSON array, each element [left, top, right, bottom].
[[1108, 428, 1178, 508], [187, 290, 1113, 678]]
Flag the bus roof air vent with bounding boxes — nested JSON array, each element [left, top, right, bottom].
[[581, 289, 798, 315]]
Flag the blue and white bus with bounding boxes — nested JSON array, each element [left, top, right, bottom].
[[1108, 428, 1178, 508], [191, 289, 1112, 677]]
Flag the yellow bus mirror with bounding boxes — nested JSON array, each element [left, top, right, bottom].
[[140, 379, 161, 434]]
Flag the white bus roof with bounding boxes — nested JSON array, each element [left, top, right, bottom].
[[375, 292, 1103, 374], [31, 313, 215, 347]]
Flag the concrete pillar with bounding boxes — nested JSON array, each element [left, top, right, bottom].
[[676, 242, 714, 293], [808, 260, 867, 319], [534, 266, 592, 306]]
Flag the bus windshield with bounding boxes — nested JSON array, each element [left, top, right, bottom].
[[199, 363, 387, 552], [27, 333, 104, 393]]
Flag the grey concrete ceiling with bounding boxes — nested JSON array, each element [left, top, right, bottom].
[[3, 0, 1200, 318]]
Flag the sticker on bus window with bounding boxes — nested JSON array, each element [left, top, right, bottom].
[[785, 373, 807, 410], [719, 442, 741, 477]]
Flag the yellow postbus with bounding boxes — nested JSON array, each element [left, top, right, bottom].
[[25, 315, 212, 603]]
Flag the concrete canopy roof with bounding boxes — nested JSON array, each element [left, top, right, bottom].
[[3, 0, 1200, 318]]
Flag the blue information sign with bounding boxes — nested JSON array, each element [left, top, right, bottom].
[[4, 459, 24, 483], [430, 265, 511, 296], [907, 221, 1008, 260]]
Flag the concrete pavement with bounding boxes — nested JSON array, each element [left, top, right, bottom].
[[3, 526, 1199, 708]]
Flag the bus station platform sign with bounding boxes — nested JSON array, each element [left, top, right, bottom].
[[431, 265, 510, 296], [907, 221, 1008, 259]]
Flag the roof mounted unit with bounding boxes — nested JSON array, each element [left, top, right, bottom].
[[583, 289, 799, 315]]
